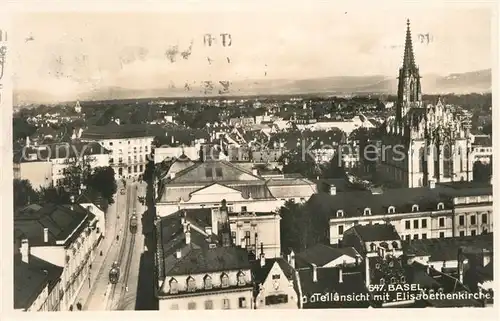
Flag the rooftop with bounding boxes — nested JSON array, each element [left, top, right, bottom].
[[80, 123, 159, 140], [347, 224, 401, 242], [295, 244, 360, 268]]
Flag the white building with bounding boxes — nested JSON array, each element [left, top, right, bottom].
[[80, 123, 155, 179], [14, 203, 104, 311]]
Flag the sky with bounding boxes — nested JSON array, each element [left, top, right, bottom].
[[10, 2, 493, 100]]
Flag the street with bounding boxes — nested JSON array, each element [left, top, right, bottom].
[[73, 179, 156, 310]]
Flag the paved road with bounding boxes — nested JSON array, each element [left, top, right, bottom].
[[74, 181, 129, 310]]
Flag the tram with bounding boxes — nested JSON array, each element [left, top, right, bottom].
[[130, 210, 138, 234], [109, 261, 120, 284]]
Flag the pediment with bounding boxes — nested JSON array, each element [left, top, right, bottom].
[[191, 183, 241, 196]]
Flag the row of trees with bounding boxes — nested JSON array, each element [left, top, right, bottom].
[[14, 161, 117, 209]]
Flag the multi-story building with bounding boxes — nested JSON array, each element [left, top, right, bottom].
[[156, 159, 317, 217], [80, 122, 155, 179], [305, 181, 492, 245], [380, 20, 473, 187], [156, 214, 254, 310], [470, 135, 492, 164], [14, 202, 103, 311]]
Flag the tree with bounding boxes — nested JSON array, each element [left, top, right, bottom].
[[278, 147, 322, 179], [13, 179, 39, 208], [473, 161, 492, 183], [322, 151, 347, 179], [38, 185, 71, 205], [12, 117, 37, 142], [87, 166, 117, 204], [279, 200, 309, 253], [60, 158, 93, 197]]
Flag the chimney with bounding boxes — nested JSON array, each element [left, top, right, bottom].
[[339, 267, 343, 283], [311, 263, 317, 282], [457, 247, 464, 283], [290, 250, 295, 269], [329, 185, 336, 195], [252, 168, 258, 176], [205, 226, 212, 235], [20, 239, 30, 264], [175, 249, 182, 259], [429, 180, 436, 189], [185, 224, 191, 244], [43, 227, 49, 243]]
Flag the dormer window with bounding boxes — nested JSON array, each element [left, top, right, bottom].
[[186, 276, 196, 292], [390, 277, 396, 284], [221, 273, 229, 288], [380, 278, 385, 285], [370, 243, 376, 252], [237, 271, 246, 286], [204, 275, 212, 290], [388, 206, 395, 214], [400, 276, 406, 283], [412, 204, 419, 212], [392, 241, 399, 249], [169, 278, 178, 294], [364, 208, 371, 216], [336, 210, 344, 218], [437, 202, 444, 210]]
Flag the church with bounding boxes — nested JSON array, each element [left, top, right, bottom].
[[378, 20, 473, 188]]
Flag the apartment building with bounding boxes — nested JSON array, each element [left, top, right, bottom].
[[80, 122, 155, 179], [304, 181, 492, 245], [14, 202, 103, 311]]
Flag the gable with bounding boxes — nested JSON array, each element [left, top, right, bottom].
[[171, 161, 261, 183], [188, 183, 246, 203], [262, 261, 292, 292], [323, 254, 357, 268]]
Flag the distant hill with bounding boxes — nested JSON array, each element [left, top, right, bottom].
[[13, 69, 491, 105]]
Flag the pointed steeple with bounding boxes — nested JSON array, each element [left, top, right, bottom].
[[402, 19, 416, 73]]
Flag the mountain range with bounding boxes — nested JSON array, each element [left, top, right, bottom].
[[14, 69, 491, 105]]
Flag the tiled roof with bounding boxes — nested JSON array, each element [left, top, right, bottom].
[[472, 136, 492, 147], [14, 204, 94, 246], [14, 258, 49, 310], [295, 244, 360, 268], [307, 186, 458, 219], [81, 124, 158, 140], [403, 233, 493, 262], [165, 246, 251, 276], [298, 267, 370, 308], [348, 224, 401, 242]]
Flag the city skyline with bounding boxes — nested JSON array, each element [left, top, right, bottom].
[[11, 4, 493, 102]]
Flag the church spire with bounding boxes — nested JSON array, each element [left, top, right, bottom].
[[402, 19, 416, 73]]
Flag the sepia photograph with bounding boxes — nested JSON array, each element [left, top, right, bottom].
[[8, 1, 495, 313]]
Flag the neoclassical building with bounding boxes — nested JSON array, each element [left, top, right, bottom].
[[380, 20, 473, 188]]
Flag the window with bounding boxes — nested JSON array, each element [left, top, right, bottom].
[[222, 298, 230, 309], [215, 167, 223, 178], [238, 297, 247, 308], [364, 208, 371, 215], [231, 231, 236, 239], [204, 300, 213, 310], [482, 213, 488, 224], [413, 234, 418, 240], [422, 233, 427, 239], [388, 206, 395, 214], [413, 220, 419, 229], [412, 204, 419, 212], [169, 278, 178, 294], [439, 232, 445, 238], [187, 276, 196, 292], [272, 274, 280, 280], [392, 241, 399, 249], [459, 215, 465, 226], [187, 302, 196, 310], [170, 304, 179, 310], [437, 202, 444, 210], [471, 230, 476, 236], [245, 231, 250, 239], [221, 273, 229, 288], [370, 243, 376, 251], [205, 168, 213, 178], [338, 225, 344, 235], [390, 277, 396, 284], [237, 271, 246, 286], [110, 158, 114, 164], [459, 231, 465, 237], [405, 221, 410, 229], [421, 219, 427, 228], [405, 235, 410, 241], [380, 278, 385, 285], [134, 155, 137, 162], [241, 206, 247, 212], [471, 215, 476, 225], [109, 142, 113, 146], [204, 275, 212, 289], [439, 217, 445, 227], [401, 276, 406, 283]]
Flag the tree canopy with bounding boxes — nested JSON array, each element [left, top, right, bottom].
[[13, 179, 39, 208]]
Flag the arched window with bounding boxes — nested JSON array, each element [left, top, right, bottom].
[[204, 275, 212, 290], [336, 210, 344, 217], [388, 206, 395, 214], [221, 273, 229, 288], [380, 278, 385, 285], [364, 208, 371, 216], [237, 271, 246, 286], [169, 278, 178, 294], [186, 276, 196, 292], [412, 204, 419, 212], [400, 276, 406, 283], [390, 277, 396, 284], [370, 243, 376, 252], [437, 202, 444, 210]]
